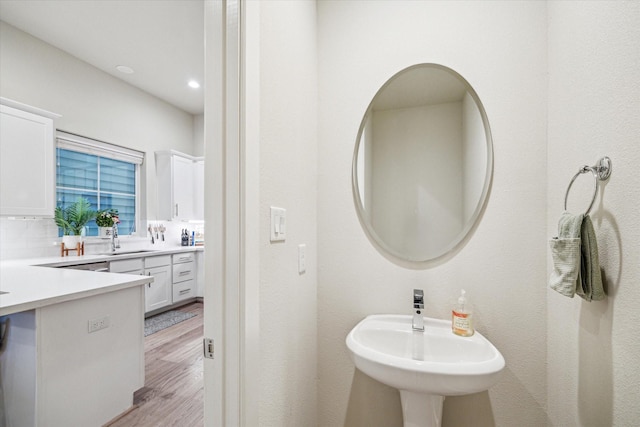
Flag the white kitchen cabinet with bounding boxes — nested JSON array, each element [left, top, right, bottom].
[[173, 155, 195, 219], [110, 255, 172, 314], [143, 255, 172, 313], [0, 98, 60, 217], [196, 250, 205, 298], [155, 150, 204, 221], [109, 258, 143, 274], [172, 252, 196, 303]]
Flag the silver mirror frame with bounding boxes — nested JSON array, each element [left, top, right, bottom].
[[351, 63, 494, 267]]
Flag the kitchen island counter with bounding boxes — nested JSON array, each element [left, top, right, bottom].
[[0, 259, 153, 426], [0, 264, 152, 316]]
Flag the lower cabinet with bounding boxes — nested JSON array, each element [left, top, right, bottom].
[[172, 253, 196, 303], [143, 256, 172, 313], [195, 250, 205, 297], [110, 255, 172, 314]]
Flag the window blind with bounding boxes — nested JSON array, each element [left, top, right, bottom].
[[55, 131, 140, 237], [56, 131, 144, 165]]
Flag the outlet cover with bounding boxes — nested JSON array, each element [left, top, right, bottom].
[[88, 315, 110, 333]]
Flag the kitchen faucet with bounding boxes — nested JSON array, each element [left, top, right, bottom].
[[413, 289, 425, 332], [111, 223, 120, 252]]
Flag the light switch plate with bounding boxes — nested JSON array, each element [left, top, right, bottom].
[[270, 207, 286, 242], [298, 244, 306, 274]]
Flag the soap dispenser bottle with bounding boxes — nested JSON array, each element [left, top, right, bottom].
[[452, 289, 474, 337]]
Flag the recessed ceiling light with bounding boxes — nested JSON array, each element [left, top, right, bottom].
[[116, 65, 134, 74], [188, 80, 201, 89]]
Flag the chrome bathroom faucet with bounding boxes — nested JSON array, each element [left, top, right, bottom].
[[413, 289, 425, 332]]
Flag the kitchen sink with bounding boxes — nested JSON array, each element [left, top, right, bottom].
[[101, 249, 159, 256]]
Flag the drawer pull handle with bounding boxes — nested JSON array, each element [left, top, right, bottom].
[[179, 289, 191, 295], [179, 271, 191, 276]]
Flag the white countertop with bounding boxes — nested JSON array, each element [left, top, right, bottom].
[[3, 245, 203, 268], [0, 267, 151, 316], [0, 246, 203, 316]]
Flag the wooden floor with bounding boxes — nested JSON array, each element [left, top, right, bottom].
[[107, 302, 204, 427]]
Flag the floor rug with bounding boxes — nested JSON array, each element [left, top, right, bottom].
[[144, 310, 197, 337]]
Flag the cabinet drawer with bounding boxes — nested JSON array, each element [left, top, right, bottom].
[[172, 252, 195, 264], [144, 255, 171, 269], [173, 261, 194, 283], [110, 258, 143, 273], [173, 279, 195, 303]]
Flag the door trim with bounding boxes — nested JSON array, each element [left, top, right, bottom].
[[204, 1, 259, 426]]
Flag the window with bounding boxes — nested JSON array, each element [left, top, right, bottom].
[[55, 132, 143, 236]]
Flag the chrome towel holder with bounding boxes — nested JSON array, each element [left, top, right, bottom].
[[564, 156, 612, 215]]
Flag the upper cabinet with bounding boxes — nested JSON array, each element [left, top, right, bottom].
[[0, 98, 60, 217], [194, 159, 204, 220], [155, 150, 204, 221]]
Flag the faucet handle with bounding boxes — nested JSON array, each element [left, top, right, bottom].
[[413, 289, 424, 309]]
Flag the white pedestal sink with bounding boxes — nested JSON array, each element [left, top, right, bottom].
[[346, 315, 505, 427]]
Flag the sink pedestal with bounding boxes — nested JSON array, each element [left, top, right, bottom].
[[347, 315, 505, 427], [400, 391, 444, 427]]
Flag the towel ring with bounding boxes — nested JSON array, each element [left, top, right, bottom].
[[564, 156, 612, 215]]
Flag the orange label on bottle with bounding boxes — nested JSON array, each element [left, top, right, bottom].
[[452, 310, 472, 335]]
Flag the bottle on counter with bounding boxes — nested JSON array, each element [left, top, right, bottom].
[[452, 289, 474, 337], [181, 229, 189, 246]]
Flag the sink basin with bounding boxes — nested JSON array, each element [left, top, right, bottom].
[[101, 249, 159, 256], [346, 314, 505, 427]]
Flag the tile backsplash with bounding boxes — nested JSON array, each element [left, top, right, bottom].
[[0, 217, 60, 260]]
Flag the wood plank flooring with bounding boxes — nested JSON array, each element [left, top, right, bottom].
[[107, 302, 204, 427]]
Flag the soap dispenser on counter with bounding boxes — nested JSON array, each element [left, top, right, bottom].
[[452, 289, 474, 337]]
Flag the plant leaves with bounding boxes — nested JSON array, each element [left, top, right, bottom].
[[54, 197, 96, 236]]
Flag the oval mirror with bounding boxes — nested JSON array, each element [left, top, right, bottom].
[[352, 63, 493, 264]]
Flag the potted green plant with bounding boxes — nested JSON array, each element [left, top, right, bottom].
[[54, 197, 96, 247], [96, 208, 119, 238]]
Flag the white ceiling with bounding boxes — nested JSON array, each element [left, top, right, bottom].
[[0, 0, 204, 115]]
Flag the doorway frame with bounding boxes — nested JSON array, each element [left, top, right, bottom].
[[204, 1, 259, 425]]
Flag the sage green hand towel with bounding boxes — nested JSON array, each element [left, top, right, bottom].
[[549, 212, 605, 301], [549, 212, 583, 297], [577, 215, 605, 301], [549, 237, 581, 297]]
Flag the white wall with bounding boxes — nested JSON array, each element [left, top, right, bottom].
[[0, 21, 197, 257], [547, 2, 640, 426], [256, 1, 318, 426], [317, 2, 548, 426]]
